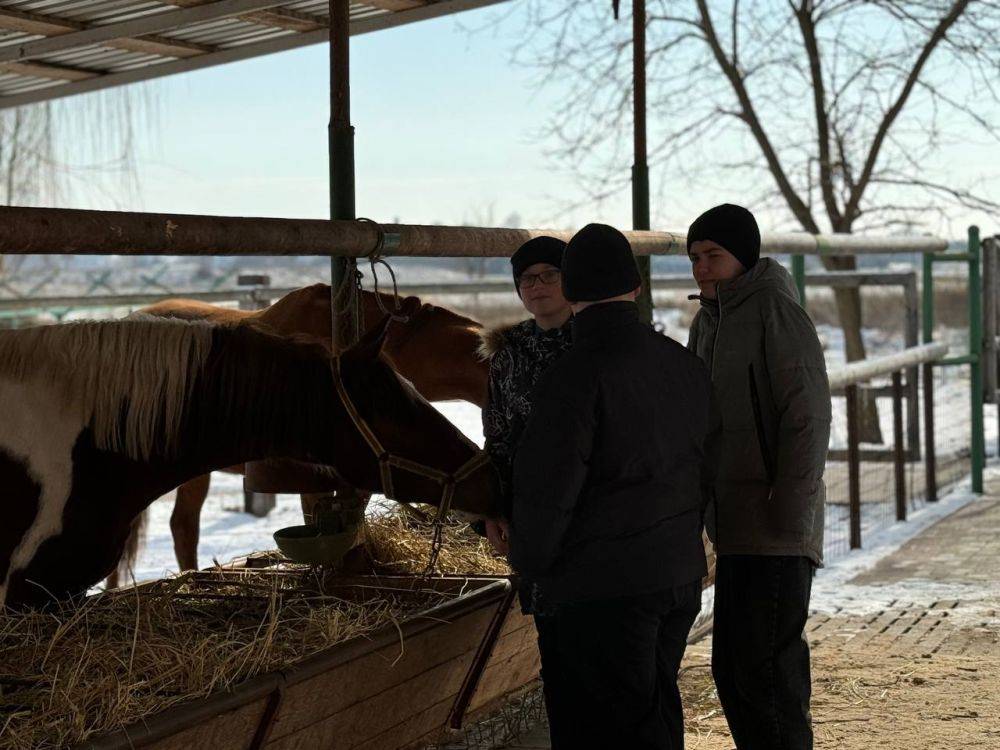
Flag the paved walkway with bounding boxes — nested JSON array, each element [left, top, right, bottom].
[[496, 477, 1000, 749]]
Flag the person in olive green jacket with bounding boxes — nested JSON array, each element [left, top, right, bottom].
[[687, 204, 831, 750]]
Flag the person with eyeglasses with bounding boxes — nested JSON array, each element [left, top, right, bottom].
[[479, 236, 573, 545]]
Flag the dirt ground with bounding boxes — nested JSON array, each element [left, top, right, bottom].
[[679, 644, 1000, 749]]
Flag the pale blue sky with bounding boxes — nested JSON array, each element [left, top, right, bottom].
[[56, 2, 998, 239]]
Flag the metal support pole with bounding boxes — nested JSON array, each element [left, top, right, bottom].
[[968, 226, 984, 493], [986, 236, 1000, 455], [923, 362, 938, 502], [846, 384, 862, 549], [238, 274, 277, 517], [922, 250, 934, 345], [631, 0, 653, 325], [329, 0, 358, 351], [903, 273, 921, 459], [892, 370, 906, 522], [792, 254, 806, 305], [983, 237, 998, 408]]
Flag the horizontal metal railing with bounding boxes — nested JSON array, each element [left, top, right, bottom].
[[826, 343, 950, 549]]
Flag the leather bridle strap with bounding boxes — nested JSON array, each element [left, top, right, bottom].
[[331, 357, 490, 572]]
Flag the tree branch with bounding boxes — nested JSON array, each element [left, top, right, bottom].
[[695, 0, 820, 232], [793, 0, 844, 228], [842, 0, 972, 227]]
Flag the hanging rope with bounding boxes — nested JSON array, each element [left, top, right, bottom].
[[329, 218, 454, 576], [357, 217, 409, 324]]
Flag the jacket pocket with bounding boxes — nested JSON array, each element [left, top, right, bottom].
[[748, 363, 775, 485]]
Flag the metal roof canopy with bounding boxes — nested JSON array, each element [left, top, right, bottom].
[[0, 0, 506, 110]]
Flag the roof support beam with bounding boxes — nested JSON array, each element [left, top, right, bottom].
[[364, 1, 427, 9], [161, 0, 328, 33], [0, 9, 215, 61], [0, 60, 97, 81]]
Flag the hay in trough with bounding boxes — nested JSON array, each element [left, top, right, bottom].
[[0, 513, 509, 749], [365, 511, 511, 577], [0, 568, 451, 750]]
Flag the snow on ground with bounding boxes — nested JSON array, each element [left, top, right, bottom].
[[811, 466, 1000, 628]]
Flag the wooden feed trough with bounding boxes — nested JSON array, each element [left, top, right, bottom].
[[61, 563, 537, 750]]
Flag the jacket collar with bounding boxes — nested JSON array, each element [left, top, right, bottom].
[[571, 301, 639, 342], [692, 258, 800, 316]]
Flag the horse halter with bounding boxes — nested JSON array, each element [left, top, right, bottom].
[[331, 356, 493, 571]]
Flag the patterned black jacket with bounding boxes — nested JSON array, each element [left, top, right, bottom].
[[479, 318, 573, 519]]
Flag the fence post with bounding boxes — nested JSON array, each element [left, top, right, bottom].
[[846, 384, 862, 549], [792, 254, 806, 305], [903, 273, 921, 459], [968, 226, 984, 494], [923, 362, 937, 502], [985, 236, 1000, 455], [892, 371, 906, 522], [922, 251, 934, 345], [238, 274, 277, 518]]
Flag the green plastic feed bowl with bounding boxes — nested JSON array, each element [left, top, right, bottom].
[[273, 524, 357, 566]]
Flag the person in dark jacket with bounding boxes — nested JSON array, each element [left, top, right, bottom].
[[687, 203, 831, 750], [479, 235, 573, 550], [510, 223, 715, 750]]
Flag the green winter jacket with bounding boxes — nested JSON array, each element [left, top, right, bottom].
[[688, 258, 831, 564]]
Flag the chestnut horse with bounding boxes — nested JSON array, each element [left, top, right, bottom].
[[0, 316, 500, 609], [117, 285, 488, 578]]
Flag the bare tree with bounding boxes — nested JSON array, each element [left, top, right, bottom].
[[0, 88, 155, 279], [513, 0, 1000, 441]]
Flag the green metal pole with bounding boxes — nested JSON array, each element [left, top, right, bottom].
[[922, 250, 934, 344], [631, 0, 653, 325], [791, 254, 806, 305], [329, 0, 357, 351], [968, 225, 984, 493]]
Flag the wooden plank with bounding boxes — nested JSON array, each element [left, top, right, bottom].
[[240, 9, 326, 31], [266, 658, 471, 749], [267, 604, 498, 740], [353, 694, 458, 750], [0, 60, 96, 81], [159, 0, 326, 33], [463, 608, 540, 716], [0, 8, 212, 60], [111, 36, 211, 58], [0, 7, 85, 36], [465, 646, 541, 716], [137, 696, 269, 750], [364, 1, 427, 10]]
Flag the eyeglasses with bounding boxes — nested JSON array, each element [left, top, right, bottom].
[[518, 269, 561, 289]]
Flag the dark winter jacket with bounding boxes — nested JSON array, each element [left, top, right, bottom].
[[481, 318, 573, 517], [688, 258, 831, 564], [510, 302, 713, 605]]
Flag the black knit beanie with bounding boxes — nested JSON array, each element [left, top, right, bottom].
[[561, 223, 641, 303], [511, 236, 566, 294], [687, 204, 761, 271]]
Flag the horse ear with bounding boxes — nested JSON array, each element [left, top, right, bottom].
[[344, 314, 392, 361]]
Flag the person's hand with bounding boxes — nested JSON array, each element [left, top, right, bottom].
[[485, 518, 511, 555]]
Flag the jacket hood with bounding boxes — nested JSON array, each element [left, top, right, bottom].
[[477, 318, 573, 361], [701, 258, 800, 313], [477, 322, 519, 360]]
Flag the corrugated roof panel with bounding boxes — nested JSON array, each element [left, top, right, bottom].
[[0, 0, 507, 109]]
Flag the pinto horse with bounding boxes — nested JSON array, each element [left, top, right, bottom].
[[114, 285, 489, 579], [0, 316, 500, 610]]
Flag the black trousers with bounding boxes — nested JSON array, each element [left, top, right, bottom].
[[533, 582, 702, 750], [712, 555, 815, 750]]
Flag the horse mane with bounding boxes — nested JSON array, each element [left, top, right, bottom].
[[0, 317, 214, 461]]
